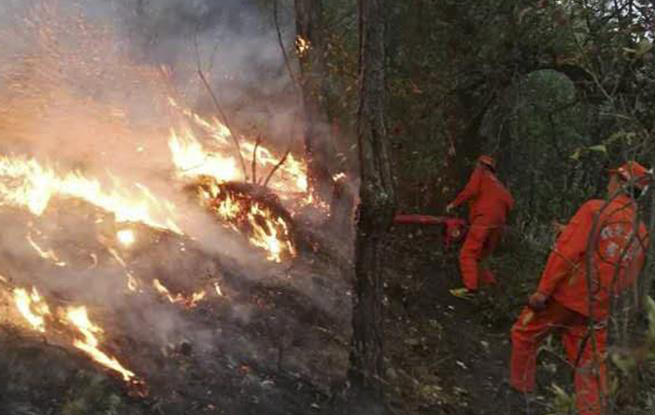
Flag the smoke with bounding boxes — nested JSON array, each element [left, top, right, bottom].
[[0, 0, 304, 352]]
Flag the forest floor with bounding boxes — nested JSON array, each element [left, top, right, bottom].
[[382, 224, 574, 415]]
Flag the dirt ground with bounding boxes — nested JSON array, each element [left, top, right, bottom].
[[382, 225, 574, 415]]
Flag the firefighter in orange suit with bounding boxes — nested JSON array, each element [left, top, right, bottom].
[[510, 161, 650, 415], [446, 155, 514, 297]]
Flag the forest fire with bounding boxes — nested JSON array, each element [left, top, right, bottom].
[[0, 81, 309, 393], [0, 85, 309, 393], [11, 284, 140, 386], [26, 232, 67, 266], [153, 279, 207, 308], [13, 287, 50, 333], [0, 155, 182, 234], [116, 229, 136, 247], [0, 102, 307, 393], [193, 177, 297, 263], [247, 204, 296, 263], [168, 99, 308, 196], [66, 306, 136, 382], [0, 1, 333, 403]]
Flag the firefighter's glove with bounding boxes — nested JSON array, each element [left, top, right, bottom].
[[528, 292, 548, 311]]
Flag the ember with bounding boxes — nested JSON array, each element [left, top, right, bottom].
[[153, 279, 207, 308], [193, 178, 298, 263], [117, 229, 136, 247], [26, 232, 67, 267]]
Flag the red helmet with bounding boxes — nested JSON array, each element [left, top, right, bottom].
[[608, 161, 651, 189], [477, 155, 496, 169]]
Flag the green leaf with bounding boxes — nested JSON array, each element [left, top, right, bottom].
[[588, 144, 607, 153], [636, 40, 653, 57], [570, 148, 581, 160], [605, 131, 625, 144]]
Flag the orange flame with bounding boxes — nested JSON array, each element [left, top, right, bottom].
[[333, 172, 347, 182], [169, 128, 239, 182], [26, 233, 67, 266], [199, 182, 297, 262], [247, 204, 296, 263], [13, 287, 51, 332], [0, 155, 181, 233], [126, 272, 140, 293], [116, 229, 136, 247], [296, 36, 311, 57], [66, 306, 136, 382], [214, 282, 223, 297], [167, 100, 307, 195], [153, 279, 206, 308]]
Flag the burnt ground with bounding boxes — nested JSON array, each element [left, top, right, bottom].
[[0, 198, 352, 415], [0, 249, 350, 415], [0, 202, 580, 415]]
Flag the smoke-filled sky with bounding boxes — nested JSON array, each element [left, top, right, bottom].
[[0, 0, 298, 151], [0, 0, 299, 215]]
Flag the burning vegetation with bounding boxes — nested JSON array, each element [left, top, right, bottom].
[[0, 2, 345, 408]]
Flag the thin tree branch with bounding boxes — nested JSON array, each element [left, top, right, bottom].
[[263, 147, 292, 188], [252, 134, 262, 184], [193, 30, 249, 181], [273, 0, 301, 92]]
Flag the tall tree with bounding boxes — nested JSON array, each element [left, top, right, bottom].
[[349, 0, 395, 398], [294, 0, 335, 201]]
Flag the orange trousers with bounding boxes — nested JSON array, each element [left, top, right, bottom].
[[458, 219, 503, 290], [510, 301, 607, 415]]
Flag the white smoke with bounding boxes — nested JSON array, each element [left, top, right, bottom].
[[0, 0, 302, 350]]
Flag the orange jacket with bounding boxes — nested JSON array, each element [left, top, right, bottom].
[[537, 195, 648, 319], [451, 167, 514, 224]]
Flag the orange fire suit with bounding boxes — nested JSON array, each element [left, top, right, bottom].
[[511, 195, 648, 415], [451, 167, 514, 290]]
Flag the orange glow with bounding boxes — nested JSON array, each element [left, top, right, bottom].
[[247, 204, 296, 263], [197, 182, 297, 262], [295, 36, 311, 57], [153, 279, 206, 308], [117, 229, 136, 247], [0, 156, 182, 234], [167, 100, 308, 196], [66, 306, 136, 382], [126, 272, 139, 292], [13, 287, 51, 332], [26, 233, 67, 266], [168, 128, 239, 182], [333, 172, 347, 182], [214, 282, 223, 297]]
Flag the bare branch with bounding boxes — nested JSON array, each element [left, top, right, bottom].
[[193, 30, 249, 181], [263, 147, 292, 189], [252, 134, 263, 184], [273, 0, 301, 92]]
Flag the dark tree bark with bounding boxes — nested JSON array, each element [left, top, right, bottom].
[[348, 0, 396, 398], [294, 0, 335, 202]]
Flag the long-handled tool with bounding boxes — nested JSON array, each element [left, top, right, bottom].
[[392, 214, 467, 249]]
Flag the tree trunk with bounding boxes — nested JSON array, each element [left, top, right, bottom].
[[348, 0, 395, 398], [294, 0, 335, 202]]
